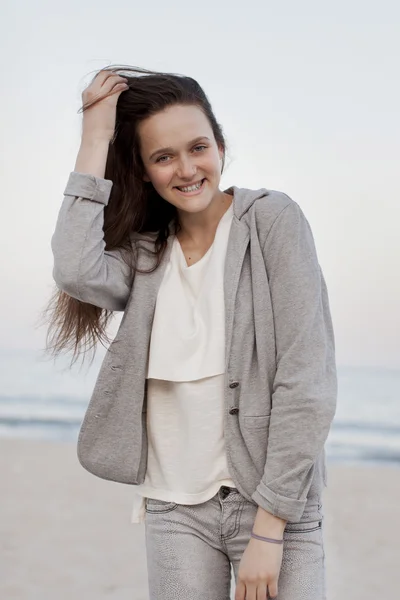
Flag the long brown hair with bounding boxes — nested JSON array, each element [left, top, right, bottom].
[[42, 65, 228, 366]]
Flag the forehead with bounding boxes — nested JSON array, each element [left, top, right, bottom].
[[138, 104, 213, 151]]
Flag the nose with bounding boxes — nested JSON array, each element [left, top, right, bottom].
[[176, 155, 197, 180]]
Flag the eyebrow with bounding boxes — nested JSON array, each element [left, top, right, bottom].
[[148, 136, 211, 161]]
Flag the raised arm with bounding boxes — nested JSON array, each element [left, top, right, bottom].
[[51, 170, 134, 312], [51, 71, 133, 312]]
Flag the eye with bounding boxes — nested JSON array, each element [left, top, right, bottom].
[[156, 155, 170, 163], [155, 145, 207, 163]]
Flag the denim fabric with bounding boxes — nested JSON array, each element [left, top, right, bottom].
[[144, 487, 326, 600]]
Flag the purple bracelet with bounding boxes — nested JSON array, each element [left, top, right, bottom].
[[251, 531, 284, 545]]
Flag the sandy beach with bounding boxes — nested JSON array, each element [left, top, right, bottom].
[[1, 438, 399, 600]]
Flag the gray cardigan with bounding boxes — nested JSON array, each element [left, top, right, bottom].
[[51, 171, 337, 523]]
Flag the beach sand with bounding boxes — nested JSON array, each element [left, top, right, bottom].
[[1, 438, 399, 599]]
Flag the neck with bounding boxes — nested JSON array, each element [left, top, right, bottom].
[[177, 189, 233, 244]]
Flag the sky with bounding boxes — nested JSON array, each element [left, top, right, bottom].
[[0, 0, 399, 395]]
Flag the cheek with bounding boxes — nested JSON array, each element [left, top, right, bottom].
[[150, 166, 174, 187], [204, 152, 222, 173]]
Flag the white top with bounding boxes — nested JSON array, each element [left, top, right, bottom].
[[131, 203, 235, 524], [147, 204, 233, 381]]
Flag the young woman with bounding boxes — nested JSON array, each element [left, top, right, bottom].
[[47, 66, 337, 600]]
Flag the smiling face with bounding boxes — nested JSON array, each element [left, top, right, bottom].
[[138, 104, 225, 215]]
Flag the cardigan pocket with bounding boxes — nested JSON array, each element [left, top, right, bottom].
[[242, 415, 271, 430], [240, 415, 270, 468]]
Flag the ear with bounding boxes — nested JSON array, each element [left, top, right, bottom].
[[143, 173, 151, 182]]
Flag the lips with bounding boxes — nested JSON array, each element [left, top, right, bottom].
[[174, 178, 205, 191]]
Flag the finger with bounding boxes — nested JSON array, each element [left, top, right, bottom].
[[245, 583, 257, 600], [86, 71, 126, 95], [99, 72, 128, 89], [84, 74, 128, 102], [257, 583, 267, 600], [94, 70, 125, 87], [268, 581, 278, 599], [234, 579, 246, 600], [92, 76, 128, 100]]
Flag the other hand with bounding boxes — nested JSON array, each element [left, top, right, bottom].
[[235, 536, 283, 600]]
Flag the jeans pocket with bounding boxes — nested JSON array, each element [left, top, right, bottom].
[[284, 520, 322, 534], [145, 498, 179, 514]]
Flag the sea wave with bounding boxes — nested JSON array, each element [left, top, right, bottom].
[[1, 405, 400, 466]]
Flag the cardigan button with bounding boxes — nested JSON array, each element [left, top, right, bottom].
[[229, 407, 239, 415], [229, 381, 239, 389]]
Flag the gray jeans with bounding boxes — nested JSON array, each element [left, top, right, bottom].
[[144, 486, 326, 600]]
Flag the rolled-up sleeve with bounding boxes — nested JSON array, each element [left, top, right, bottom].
[[251, 200, 337, 522], [51, 171, 134, 312]]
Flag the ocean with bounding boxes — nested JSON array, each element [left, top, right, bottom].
[[0, 350, 399, 468]]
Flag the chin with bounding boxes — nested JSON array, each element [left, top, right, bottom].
[[181, 206, 210, 215], [177, 197, 213, 214]]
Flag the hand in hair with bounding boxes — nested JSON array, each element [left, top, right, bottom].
[[80, 69, 129, 143]]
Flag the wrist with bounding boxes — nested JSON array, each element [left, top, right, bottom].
[[253, 506, 287, 537], [74, 138, 110, 178], [80, 135, 111, 147]]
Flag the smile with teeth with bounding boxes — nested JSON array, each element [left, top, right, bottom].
[[175, 179, 205, 193]]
